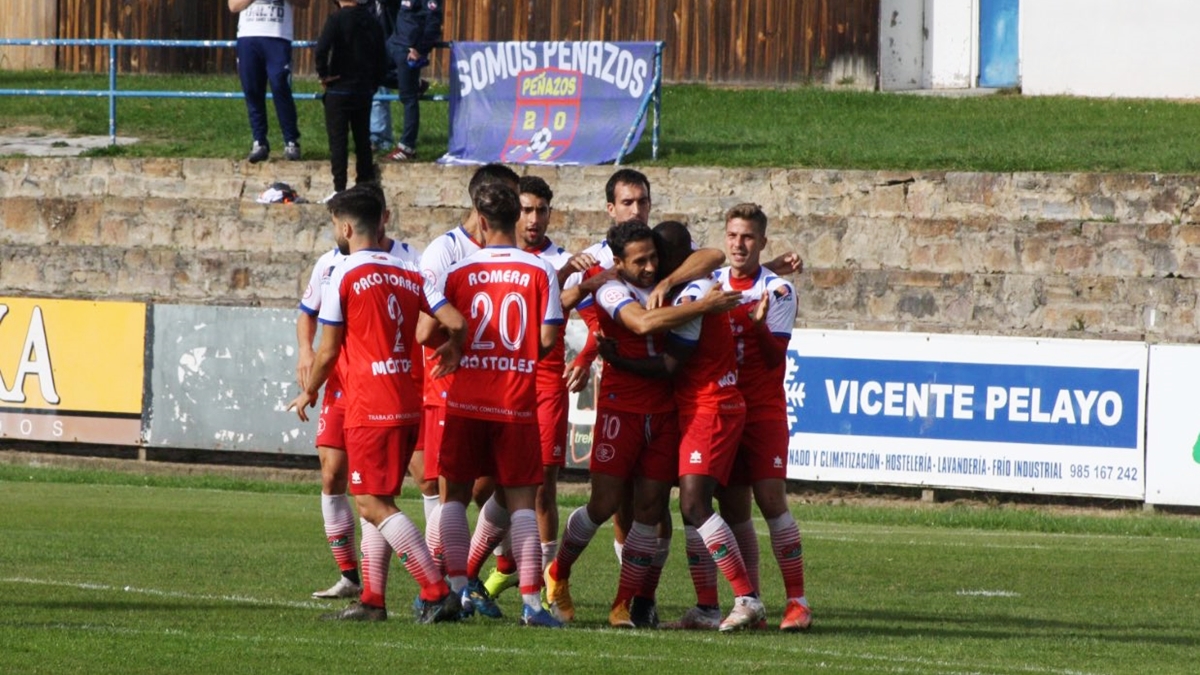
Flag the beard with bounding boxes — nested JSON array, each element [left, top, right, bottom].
[[336, 238, 350, 255]]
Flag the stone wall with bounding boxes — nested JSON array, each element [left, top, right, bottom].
[[2, 158, 1200, 342]]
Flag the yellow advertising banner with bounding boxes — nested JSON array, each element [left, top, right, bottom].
[[0, 297, 145, 444]]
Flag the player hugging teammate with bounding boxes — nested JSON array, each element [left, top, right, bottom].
[[290, 167, 809, 632]]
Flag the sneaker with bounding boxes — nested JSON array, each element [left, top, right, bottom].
[[416, 592, 462, 624], [247, 140, 269, 163], [312, 576, 361, 600], [520, 603, 563, 628], [386, 145, 415, 162], [667, 605, 721, 630], [543, 563, 574, 623], [418, 79, 431, 97], [609, 598, 635, 628], [284, 141, 301, 161], [457, 585, 475, 619], [630, 596, 659, 628], [483, 566, 519, 599], [319, 601, 386, 621], [779, 598, 813, 632], [718, 595, 766, 633], [465, 579, 504, 619]]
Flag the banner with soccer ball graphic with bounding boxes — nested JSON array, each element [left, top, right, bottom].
[[440, 42, 658, 165]]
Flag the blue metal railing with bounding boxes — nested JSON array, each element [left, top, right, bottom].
[[0, 38, 446, 145], [0, 38, 661, 162]]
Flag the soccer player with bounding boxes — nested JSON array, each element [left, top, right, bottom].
[[543, 220, 742, 627], [288, 186, 465, 623], [429, 182, 565, 628], [296, 184, 419, 601], [415, 163, 520, 583], [715, 204, 811, 631], [480, 176, 586, 600], [658, 221, 761, 632]]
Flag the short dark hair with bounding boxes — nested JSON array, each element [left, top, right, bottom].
[[469, 163, 521, 202], [652, 220, 692, 278], [725, 203, 768, 235], [326, 186, 382, 240], [473, 183, 521, 234], [607, 219, 654, 259], [605, 168, 651, 204], [357, 181, 388, 211], [519, 175, 554, 204]]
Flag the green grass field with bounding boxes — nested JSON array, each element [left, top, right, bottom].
[[4, 71, 1200, 171], [2, 463, 1198, 675]]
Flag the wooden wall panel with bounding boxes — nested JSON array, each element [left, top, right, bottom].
[[0, 2, 58, 70], [50, 0, 878, 85]]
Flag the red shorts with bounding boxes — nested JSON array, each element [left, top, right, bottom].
[[590, 407, 679, 484], [440, 415, 541, 487], [344, 425, 418, 496], [728, 417, 789, 485], [678, 410, 746, 485], [420, 405, 446, 482], [315, 395, 346, 450], [537, 386, 569, 468]]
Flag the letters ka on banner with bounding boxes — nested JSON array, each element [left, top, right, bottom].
[[441, 41, 656, 165]]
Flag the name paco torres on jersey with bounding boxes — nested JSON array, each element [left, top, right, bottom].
[[353, 272, 421, 296]]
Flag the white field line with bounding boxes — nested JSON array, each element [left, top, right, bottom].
[[956, 590, 1021, 597], [0, 577, 326, 610], [4, 576, 1102, 675]]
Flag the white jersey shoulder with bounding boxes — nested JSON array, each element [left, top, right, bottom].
[[715, 266, 797, 336], [595, 277, 654, 320], [299, 247, 345, 314], [318, 250, 422, 325]]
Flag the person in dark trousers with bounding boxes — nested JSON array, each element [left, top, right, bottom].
[[230, 0, 309, 163], [315, 0, 388, 198], [385, 0, 443, 162]]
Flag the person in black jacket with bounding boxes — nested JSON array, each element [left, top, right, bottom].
[[385, 0, 443, 161], [315, 0, 387, 196]]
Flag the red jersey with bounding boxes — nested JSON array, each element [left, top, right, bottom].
[[670, 277, 746, 416], [434, 246, 563, 423], [527, 238, 573, 394], [715, 266, 797, 422], [318, 249, 431, 428], [418, 226, 482, 409], [301, 240, 420, 400], [593, 277, 676, 414]]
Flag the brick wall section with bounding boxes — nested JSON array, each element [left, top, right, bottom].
[[3, 158, 1200, 341]]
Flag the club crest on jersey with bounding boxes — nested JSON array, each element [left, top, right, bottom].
[[601, 287, 627, 306], [351, 471, 362, 484], [553, 443, 563, 458], [317, 418, 327, 434], [594, 443, 615, 463], [773, 455, 783, 468], [689, 450, 702, 464]]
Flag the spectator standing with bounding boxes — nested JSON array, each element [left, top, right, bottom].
[[385, 0, 443, 161], [315, 0, 388, 197], [229, 0, 308, 163], [368, 0, 399, 153]]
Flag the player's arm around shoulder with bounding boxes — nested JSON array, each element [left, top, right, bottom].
[[538, 257, 564, 358], [615, 280, 741, 336]]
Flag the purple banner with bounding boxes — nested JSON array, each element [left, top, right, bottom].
[[440, 41, 658, 166]]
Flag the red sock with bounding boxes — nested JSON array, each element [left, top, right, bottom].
[[615, 522, 656, 604], [359, 519, 391, 608], [378, 511, 447, 601], [553, 506, 599, 580], [467, 497, 509, 579], [685, 525, 719, 606], [730, 519, 760, 594], [697, 513, 755, 597], [768, 512, 806, 599], [321, 494, 358, 574]]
